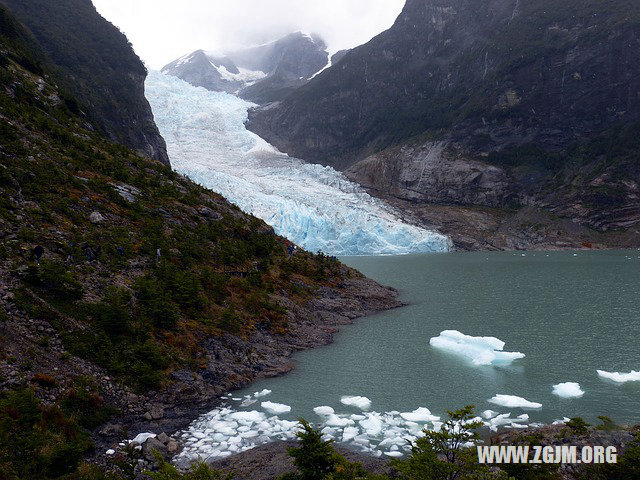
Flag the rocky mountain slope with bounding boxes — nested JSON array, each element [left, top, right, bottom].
[[0, 5, 400, 478], [2, 0, 170, 164], [162, 32, 329, 104], [248, 0, 640, 250]]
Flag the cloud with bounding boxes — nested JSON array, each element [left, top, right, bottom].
[[92, 0, 405, 69]]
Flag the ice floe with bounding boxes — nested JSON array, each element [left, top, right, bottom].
[[552, 382, 585, 398], [313, 406, 335, 416], [340, 396, 372, 410], [429, 330, 525, 366], [488, 395, 542, 409], [597, 370, 640, 383], [261, 401, 292, 414]]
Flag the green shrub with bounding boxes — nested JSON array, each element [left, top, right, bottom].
[[25, 260, 83, 300]]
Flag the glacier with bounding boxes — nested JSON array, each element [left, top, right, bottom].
[[145, 71, 451, 255]]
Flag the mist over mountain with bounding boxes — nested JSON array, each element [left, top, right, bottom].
[[162, 32, 329, 103]]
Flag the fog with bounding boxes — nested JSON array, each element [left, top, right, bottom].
[[92, 0, 405, 69]]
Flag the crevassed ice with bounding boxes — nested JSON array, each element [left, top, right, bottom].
[[429, 330, 525, 366], [145, 71, 451, 256]]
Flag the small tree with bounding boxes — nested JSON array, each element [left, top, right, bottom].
[[392, 405, 504, 480], [281, 419, 370, 480]]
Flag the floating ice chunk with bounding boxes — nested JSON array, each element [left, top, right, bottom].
[[400, 407, 439, 423], [482, 410, 498, 419], [240, 398, 257, 407], [488, 395, 542, 409], [360, 414, 383, 436], [105, 449, 115, 455], [253, 389, 272, 398], [313, 406, 335, 416], [342, 426, 360, 442], [597, 370, 640, 383], [229, 411, 265, 423], [261, 401, 291, 414], [326, 415, 353, 427], [552, 382, 585, 398], [340, 396, 372, 410], [429, 330, 525, 366], [131, 432, 156, 444], [384, 451, 404, 457], [552, 417, 571, 425]]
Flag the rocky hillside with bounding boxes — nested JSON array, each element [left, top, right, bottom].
[[2, 0, 169, 164], [162, 32, 329, 104], [248, 0, 640, 250], [0, 5, 399, 478]]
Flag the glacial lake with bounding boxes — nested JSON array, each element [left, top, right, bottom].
[[176, 250, 640, 461]]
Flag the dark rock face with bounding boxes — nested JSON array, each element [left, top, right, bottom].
[[162, 32, 329, 104], [248, 0, 640, 169], [247, 0, 640, 248], [3, 0, 170, 165]]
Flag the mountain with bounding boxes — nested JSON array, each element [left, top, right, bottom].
[[0, 4, 399, 477], [162, 32, 329, 104], [247, 0, 640, 250], [1, 0, 169, 164]]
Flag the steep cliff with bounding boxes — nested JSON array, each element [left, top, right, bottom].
[[248, 0, 640, 249], [2, 0, 170, 164]]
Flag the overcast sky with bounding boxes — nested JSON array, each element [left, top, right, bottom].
[[91, 0, 405, 69]]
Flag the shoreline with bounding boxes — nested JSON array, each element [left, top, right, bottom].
[[93, 275, 405, 460]]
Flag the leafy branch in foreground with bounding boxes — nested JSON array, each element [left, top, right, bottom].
[[392, 405, 508, 480]]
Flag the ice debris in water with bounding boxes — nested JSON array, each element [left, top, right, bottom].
[[597, 370, 640, 383], [145, 71, 451, 256], [340, 396, 372, 410], [488, 395, 542, 409], [552, 382, 585, 398], [429, 330, 525, 366], [172, 394, 541, 463]]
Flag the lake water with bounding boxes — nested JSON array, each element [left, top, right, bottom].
[[176, 250, 640, 461]]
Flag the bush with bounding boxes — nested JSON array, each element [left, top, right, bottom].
[[25, 260, 83, 300], [0, 389, 93, 479]]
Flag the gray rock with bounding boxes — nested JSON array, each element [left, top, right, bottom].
[[89, 211, 105, 224], [142, 437, 167, 461], [143, 405, 165, 421]]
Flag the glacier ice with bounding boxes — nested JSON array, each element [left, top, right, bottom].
[[429, 330, 525, 366], [145, 71, 451, 256], [488, 394, 542, 409], [597, 370, 640, 383], [552, 382, 585, 398]]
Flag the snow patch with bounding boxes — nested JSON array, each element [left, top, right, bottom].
[[429, 330, 525, 366]]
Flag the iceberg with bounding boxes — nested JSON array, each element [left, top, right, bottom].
[[261, 401, 291, 414], [340, 396, 372, 410], [552, 382, 585, 398], [488, 395, 542, 409], [597, 370, 640, 383], [145, 71, 451, 256], [429, 330, 525, 366]]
